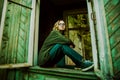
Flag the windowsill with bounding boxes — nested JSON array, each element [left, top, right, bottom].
[[27, 66, 98, 79]]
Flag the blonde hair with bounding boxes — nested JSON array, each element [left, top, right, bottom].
[[52, 20, 64, 31]]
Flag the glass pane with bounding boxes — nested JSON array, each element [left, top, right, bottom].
[[68, 14, 88, 28], [66, 13, 92, 65]]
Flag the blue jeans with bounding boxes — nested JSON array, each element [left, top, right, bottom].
[[44, 44, 83, 67]]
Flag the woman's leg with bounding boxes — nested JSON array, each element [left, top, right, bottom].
[[44, 44, 65, 67], [47, 44, 93, 69], [61, 44, 93, 70], [48, 44, 83, 66], [61, 45, 83, 66]]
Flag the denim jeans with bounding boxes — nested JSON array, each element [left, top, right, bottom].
[[45, 44, 83, 67]]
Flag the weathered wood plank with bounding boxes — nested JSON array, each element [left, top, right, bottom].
[[28, 66, 98, 80], [9, 0, 32, 8], [113, 57, 120, 75], [104, 0, 120, 77], [3, 2, 22, 64], [111, 42, 120, 62], [106, 2, 120, 25], [108, 14, 120, 36], [87, 0, 99, 71], [29, 73, 45, 80], [8, 2, 21, 64], [15, 69, 29, 80], [0, 2, 12, 64], [0, 0, 35, 68], [17, 7, 31, 63], [109, 28, 120, 49], [105, 0, 120, 15], [103, 0, 109, 5], [0, 1, 31, 64], [93, 0, 114, 78]]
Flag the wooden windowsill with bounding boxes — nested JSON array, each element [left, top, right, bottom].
[[27, 66, 98, 79]]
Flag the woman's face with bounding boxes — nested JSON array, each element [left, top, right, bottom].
[[58, 20, 65, 31]]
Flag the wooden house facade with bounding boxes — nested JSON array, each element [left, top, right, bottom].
[[0, 0, 120, 80]]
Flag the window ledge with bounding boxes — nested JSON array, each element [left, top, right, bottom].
[[27, 66, 98, 79]]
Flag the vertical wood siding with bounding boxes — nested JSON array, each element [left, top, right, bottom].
[[0, 0, 32, 64], [104, 0, 120, 77]]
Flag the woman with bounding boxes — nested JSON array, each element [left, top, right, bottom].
[[38, 20, 93, 71]]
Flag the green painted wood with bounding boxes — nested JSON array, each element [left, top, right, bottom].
[[106, 2, 120, 25], [6, 67, 98, 80], [111, 42, 120, 62], [104, 0, 120, 77], [15, 69, 29, 80], [27, 66, 98, 80], [92, 0, 114, 78], [109, 28, 120, 49], [103, 0, 109, 5], [29, 73, 77, 80], [17, 6, 31, 63], [29, 73, 45, 80], [105, 0, 120, 15], [113, 57, 120, 75], [9, 0, 32, 8], [108, 14, 120, 36], [0, 0, 31, 65]]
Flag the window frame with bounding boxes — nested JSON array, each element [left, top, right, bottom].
[[87, 0, 113, 78], [0, 0, 37, 69]]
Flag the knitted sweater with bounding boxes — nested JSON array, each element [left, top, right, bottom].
[[38, 30, 74, 66]]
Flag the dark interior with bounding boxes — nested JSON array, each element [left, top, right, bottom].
[[38, 0, 87, 50]]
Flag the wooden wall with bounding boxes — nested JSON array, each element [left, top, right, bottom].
[[104, 0, 120, 79]]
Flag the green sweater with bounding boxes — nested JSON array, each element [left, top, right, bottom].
[[39, 30, 74, 66]]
